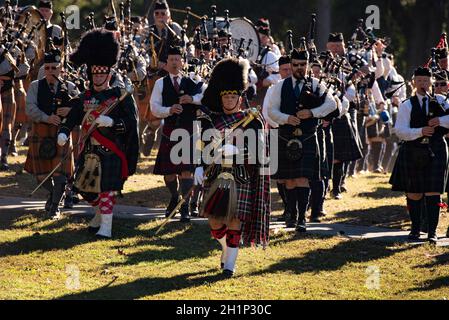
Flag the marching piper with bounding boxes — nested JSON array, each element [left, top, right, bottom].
[[390, 67, 449, 244], [24, 47, 77, 218], [195, 57, 270, 276], [268, 46, 337, 232], [57, 29, 139, 239]]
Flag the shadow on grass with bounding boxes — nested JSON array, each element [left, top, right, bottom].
[[409, 276, 449, 292], [356, 187, 403, 200], [58, 271, 228, 300], [253, 235, 409, 276], [107, 223, 217, 267], [330, 205, 409, 229]]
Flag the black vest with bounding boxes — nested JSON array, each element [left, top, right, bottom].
[[162, 75, 201, 125], [280, 77, 319, 133], [37, 79, 61, 116], [409, 95, 449, 142]]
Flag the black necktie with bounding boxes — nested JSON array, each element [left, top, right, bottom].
[[422, 97, 427, 114]]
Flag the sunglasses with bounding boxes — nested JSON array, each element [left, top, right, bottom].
[[435, 82, 448, 87], [44, 66, 59, 71], [292, 62, 307, 68], [154, 11, 167, 16]]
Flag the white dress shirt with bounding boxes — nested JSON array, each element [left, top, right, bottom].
[[268, 76, 337, 126], [150, 73, 205, 119], [394, 93, 449, 141]]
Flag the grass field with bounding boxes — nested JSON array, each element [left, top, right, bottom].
[[1, 147, 449, 300]]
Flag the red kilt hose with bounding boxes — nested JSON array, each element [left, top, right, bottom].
[[14, 80, 28, 124], [24, 122, 73, 177], [1, 87, 16, 141]]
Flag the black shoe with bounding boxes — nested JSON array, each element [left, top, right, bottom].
[[88, 226, 100, 234], [332, 192, 342, 200], [408, 232, 421, 241], [222, 269, 234, 277], [45, 195, 52, 213], [319, 210, 327, 217], [190, 203, 199, 217], [428, 234, 438, 245], [0, 160, 9, 171], [48, 205, 61, 220], [9, 145, 18, 157], [72, 194, 80, 204], [64, 193, 74, 209], [179, 204, 191, 223], [165, 196, 180, 218], [295, 224, 307, 233]]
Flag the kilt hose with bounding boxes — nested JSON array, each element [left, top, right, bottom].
[[153, 121, 196, 175], [24, 122, 73, 178], [14, 80, 28, 124], [272, 128, 321, 181], [324, 125, 334, 179], [317, 126, 331, 179], [390, 138, 448, 194], [332, 114, 363, 162], [0, 87, 16, 151]]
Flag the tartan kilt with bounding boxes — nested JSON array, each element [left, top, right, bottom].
[[14, 80, 28, 124], [1, 88, 16, 137], [74, 145, 124, 192], [332, 114, 363, 162], [24, 122, 73, 177], [201, 165, 253, 222], [272, 127, 320, 181], [390, 139, 448, 194], [153, 121, 195, 175]]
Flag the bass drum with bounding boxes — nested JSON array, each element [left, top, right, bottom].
[[229, 18, 260, 63], [200, 17, 260, 63]]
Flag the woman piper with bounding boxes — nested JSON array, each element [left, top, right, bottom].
[[194, 58, 271, 277]]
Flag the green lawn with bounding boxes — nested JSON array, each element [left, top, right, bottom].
[[1, 148, 449, 299]]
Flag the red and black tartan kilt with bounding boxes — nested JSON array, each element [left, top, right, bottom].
[[332, 114, 363, 162], [14, 80, 28, 124], [1, 87, 16, 136], [24, 122, 73, 177], [390, 139, 448, 194], [272, 128, 321, 181], [201, 165, 253, 222], [153, 121, 195, 175]]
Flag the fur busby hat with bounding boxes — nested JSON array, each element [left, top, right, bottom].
[[328, 32, 344, 43], [414, 66, 432, 78], [201, 58, 249, 113], [70, 28, 120, 75]]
